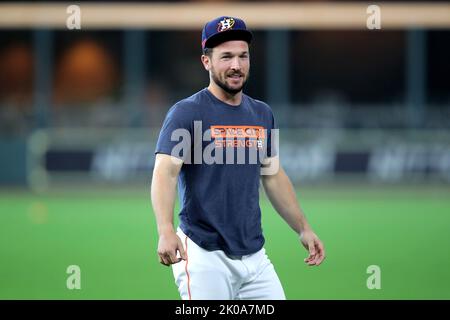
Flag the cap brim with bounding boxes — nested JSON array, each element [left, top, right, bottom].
[[204, 29, 253, 49]]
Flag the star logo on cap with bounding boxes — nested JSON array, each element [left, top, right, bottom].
[[217, 17, 235, 32]]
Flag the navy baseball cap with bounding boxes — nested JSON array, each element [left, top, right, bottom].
[[201, 16, 253, 51]]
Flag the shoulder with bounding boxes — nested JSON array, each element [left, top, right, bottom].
[[166, 90, 205, 119], [243, 94, 274, 117]]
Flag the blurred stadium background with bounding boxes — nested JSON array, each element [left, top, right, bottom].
[[0, 1, 449, 299]]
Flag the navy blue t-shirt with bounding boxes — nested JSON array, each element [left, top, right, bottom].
[[155, 88, 277, 256]]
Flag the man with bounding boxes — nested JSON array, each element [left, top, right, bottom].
[[151, 16, 325, 300]]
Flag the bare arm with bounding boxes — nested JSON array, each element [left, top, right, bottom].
[[151, 153, 186, 266], [261, 157, 326, 266]]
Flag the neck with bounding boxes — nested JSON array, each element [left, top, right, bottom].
[[207, 82, 242, 106]]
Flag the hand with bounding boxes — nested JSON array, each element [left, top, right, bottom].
[[157, 230, 187, 266], [300, 229, 325, 266]]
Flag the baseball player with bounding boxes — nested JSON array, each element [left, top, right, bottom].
[[151, 16, 325, 300]]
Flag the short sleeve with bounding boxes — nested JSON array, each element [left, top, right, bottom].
[[155, 103, 194, 161]]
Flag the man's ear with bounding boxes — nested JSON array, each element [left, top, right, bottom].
[[201, 54, 210, 71]]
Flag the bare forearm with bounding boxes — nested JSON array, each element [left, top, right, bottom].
[[262, 167, 311, 235], [151, 168, 178, 235]]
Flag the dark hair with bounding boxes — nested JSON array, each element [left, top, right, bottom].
[[203, 47, 213, 56]]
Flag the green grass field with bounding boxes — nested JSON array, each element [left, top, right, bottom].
[[1, 184, 450, 299]]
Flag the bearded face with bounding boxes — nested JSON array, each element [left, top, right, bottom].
[[206, 40, 250, 95]]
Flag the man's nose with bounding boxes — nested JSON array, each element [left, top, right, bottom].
[[230, 56, 241, 70]]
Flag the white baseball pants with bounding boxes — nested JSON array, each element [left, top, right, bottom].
[[172, 228, 286, 300]]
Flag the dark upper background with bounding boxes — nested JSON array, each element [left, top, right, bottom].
[[0, 0, 449, 134]]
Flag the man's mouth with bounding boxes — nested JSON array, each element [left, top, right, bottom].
[[227, 74, 243, 79]]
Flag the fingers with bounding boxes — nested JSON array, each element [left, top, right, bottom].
[[168, 251, 181, 264], [158, 254, 171, 266], [304, 253, 314, 264], [178, 238, 187, 261], [304, 240, 326, 266], [315, 240, 326, 265], [158, 252, 181, 266], [304, 241, 316, 265], [157, 235, 187, 267], [305, 254, 317, 266], [165, 237, 187, 264], [157, 246, 177, 266]]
